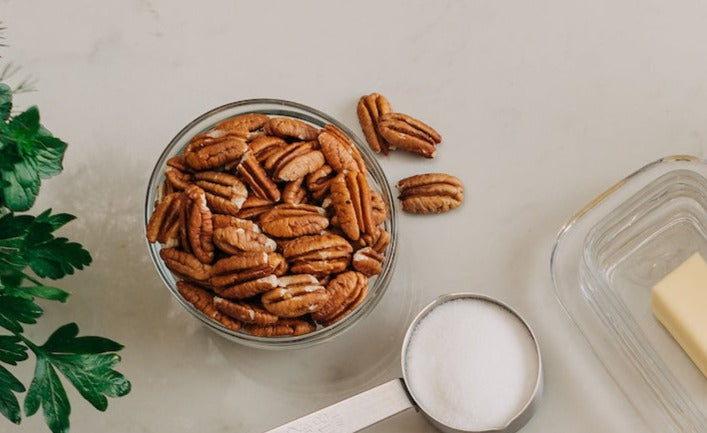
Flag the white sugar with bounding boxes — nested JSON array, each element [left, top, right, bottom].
[[405, 299, 538, 431]]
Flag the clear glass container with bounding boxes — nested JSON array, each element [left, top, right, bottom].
[[144, 99, 398, 349], [551, 155, 707, 432]]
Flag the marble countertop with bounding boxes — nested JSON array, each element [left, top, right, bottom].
[[4, 0, 707, 432]]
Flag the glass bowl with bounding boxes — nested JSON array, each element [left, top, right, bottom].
[[144, 99, 398, 349], [551, 155, 707, 432]]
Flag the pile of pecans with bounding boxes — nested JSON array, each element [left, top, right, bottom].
[[147, 114, 391, 337], [357, 93, 464, 215]]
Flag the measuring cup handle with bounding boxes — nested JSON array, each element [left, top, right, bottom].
[[264, 378, 415, 433]]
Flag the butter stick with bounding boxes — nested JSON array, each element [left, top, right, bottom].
[[651, 253, 707, 378]]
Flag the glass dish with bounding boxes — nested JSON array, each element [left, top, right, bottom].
[[551, 155, 707, 432], [144, 99, 398, 350]]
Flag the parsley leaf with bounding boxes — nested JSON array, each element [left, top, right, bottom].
[[41, 324, 124, 355], [31, 129, 66, 179], [24, 356, 69, 433], [1, 285, 69, 303], [34, 210, 75, 231], [0, 106, 67, 211], [1, 159, 39, 211], [0, 335, 27, 364], [0, 295, 42, 333], [0, 335, 27, 423], [25, 238, 91, 280], [0, 364, 24, 424], [0, 211, 92, 281], [24, 324, 130, 432], [0, 84, 10, 122], [7, 106, 40, 148], [0, 268, 24, 288]]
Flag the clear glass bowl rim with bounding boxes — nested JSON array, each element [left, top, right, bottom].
[[144, 98, 399, 349]]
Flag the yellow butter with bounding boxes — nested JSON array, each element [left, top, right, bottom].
[[652, 253, 707, 378]]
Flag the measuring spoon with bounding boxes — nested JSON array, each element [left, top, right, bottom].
[[266, 293, 543, 433]]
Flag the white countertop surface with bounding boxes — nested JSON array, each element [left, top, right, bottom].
[[4, 0, 706, 432]]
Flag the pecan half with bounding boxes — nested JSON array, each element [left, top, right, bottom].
[[213, 226, 276, 253], [185, 129, 227, 153], [210, 251, 278, 299], [147, 192, 184, 246], [244, 318, 315, 337], [158, 178, 175, 199], [329, 171, 374, 241], [282, 233, 353, 277], [261, 274, 328, 318], [318, 125, 366, 174], [397, 173, 464, 214], [194, 171, 248, 216], [370, 189, 387, 226], [265, 141, 325, 182], [185, 137, 249, 170], [213, 274, 279, 299], [264, 117, 319, 141], [352, 247, 384, 277], [249, 135, 287, 163], [210, 251, 273, 289], [268, 252, 289, 276], [235, 196, 276, 220], [212, 113, 270, 141], [165, 166, 192, 191], [182, 185, 215, 264], [357, 93, 392, 154], [306, 164, 335, 201], [312, 271, 368, 325], [378, 112, 441, 158], [259, 204, 329, 238], [213, 297, 278, 325], [212, 214, 261, 233], [363, 228, 391, 254], [236, 152, 281, 202], [282, 178, 307, 205], [166, 155, 190, 172], [177, 281, 241, 331], [160, 248, 212, 282]]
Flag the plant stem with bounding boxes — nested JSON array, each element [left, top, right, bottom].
[[21, 273, 42, 286], [17, 333, 40, 355]]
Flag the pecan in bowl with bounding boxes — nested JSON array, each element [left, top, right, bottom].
[[145, 99, 398, 349]]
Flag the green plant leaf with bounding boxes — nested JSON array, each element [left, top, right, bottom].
[[0, 335, 28, 364], [0, 212, 33, 241], [24, 356, 70, 433], [34, 324, 130, 412], [0, 210, 91, 279], [25, 237, 91, 279], [42, 324, 123, 354], [2, 285, 69, 302], [0, 364, 24, 424], [31, 130, 66, 179], [0, 84, 11, 122], [0, 268, 24, 288], [6, 106, 40, 150], [0, 105, 67, 211], [0, 143, 21, 173], [34, 210, 75, 231], [1, 159, 39, 211], [50, 354, 129, 412], [0, 295, 42, 333]]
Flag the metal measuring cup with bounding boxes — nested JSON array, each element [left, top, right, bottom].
[[266, 293, 543, 433]]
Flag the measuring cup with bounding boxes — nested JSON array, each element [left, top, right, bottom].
[[266, 293, 543, 433]]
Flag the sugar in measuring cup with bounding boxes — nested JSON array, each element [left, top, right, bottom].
[[266, 293, 543, 433]]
